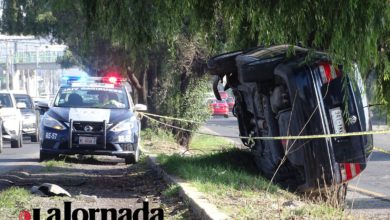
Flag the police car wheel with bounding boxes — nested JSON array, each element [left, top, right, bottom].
[[125, 155, 135, 164], [125, 145, 140, 164]]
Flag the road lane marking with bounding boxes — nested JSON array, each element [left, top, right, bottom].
[[373, 146, 390, 155], [349, 185, 390, 202]]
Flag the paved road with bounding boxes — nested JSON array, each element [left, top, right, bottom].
[[0, 140, 40, 174]]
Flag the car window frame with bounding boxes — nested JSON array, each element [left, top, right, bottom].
[[0, 93, 14, 108]]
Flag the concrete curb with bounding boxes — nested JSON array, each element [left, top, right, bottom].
[[146, 156, 230, 220]]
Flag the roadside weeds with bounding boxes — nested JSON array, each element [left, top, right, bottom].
[[143, 129, 351, 219]]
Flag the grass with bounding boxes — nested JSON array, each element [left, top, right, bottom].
[[157, 149, 348, 219], [143, 128, 349, 219], [189, 134, 235, 153], [0, 187, 32, 218], [42, 159, 68, 171], [157, 149, 276, 193], [141, 128, 234, 155], [141, 128, 181, 155], [162, 184, 180, 198]]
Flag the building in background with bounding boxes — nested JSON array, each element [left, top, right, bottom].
[[0, 35, 86, 98]]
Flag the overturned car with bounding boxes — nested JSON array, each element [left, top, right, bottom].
[[208, 45, 373, 198]]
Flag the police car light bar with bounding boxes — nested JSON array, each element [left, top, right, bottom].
[[63, 76, 126, 86]]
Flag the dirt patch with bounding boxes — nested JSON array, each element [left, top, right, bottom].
[[0, 156, 197, 219]]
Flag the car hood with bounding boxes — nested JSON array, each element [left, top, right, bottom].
[[0, 107, 20, 117], [47, 107, 133, 124]]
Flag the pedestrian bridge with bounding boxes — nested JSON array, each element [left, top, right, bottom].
[[0, 50, 64, 70]]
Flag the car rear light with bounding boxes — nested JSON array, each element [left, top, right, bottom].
[[339, 163, 361, 182], [318, 62, 341, 84]]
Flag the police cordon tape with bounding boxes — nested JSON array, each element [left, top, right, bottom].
[[140, 112, 204, 124], [138, 112, 390, 154]]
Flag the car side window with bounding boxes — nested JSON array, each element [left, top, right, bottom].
[[0, 94, 13, 107]]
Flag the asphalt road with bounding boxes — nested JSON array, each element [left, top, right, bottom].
[[0, 140, 40, 175], [205, 115, 390, 217]]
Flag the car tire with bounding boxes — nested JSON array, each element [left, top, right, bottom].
[[125, 141, 140, 165], [39, 151, 57, 162], [31, 134, 39, 142], [224, 114, 229, 118], [11, 134, 23, 148]]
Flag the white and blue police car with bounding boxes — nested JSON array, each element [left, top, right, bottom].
[[38, 76, 147, 164]]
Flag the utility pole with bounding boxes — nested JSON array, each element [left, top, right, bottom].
[[5, 41, 9, 90]]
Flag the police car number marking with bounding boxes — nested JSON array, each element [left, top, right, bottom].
[[45, 132, 57, 140]]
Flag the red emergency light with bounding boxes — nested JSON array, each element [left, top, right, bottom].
[[102, 72, 122, 85]]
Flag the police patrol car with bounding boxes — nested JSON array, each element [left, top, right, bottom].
[[39, 75, 147, 164]]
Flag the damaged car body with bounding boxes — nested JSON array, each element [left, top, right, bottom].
[[207, 45, 373, 196]]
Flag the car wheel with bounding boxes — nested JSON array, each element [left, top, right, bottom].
[[11, 134, 23, 148], [39, 150, 57, 162], [224, 114, 229, 118], [125, 142, 140, 165], [31, 134, 39, 142]]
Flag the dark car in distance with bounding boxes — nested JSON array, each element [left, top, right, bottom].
[[207, 45, 372, 201]]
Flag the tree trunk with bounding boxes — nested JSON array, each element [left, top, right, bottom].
[[147, 60, 159, 114]]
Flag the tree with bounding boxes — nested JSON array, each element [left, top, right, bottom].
[[2, 0, 390, 135]]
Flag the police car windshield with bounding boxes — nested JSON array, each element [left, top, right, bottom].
[[53, 87, 129, 109]]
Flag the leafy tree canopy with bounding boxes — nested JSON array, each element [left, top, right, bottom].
[[2, 0, 390, 109]]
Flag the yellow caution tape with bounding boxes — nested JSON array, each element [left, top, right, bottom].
[[139, 112, 390, 141], [140, 112, 204, 124]]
